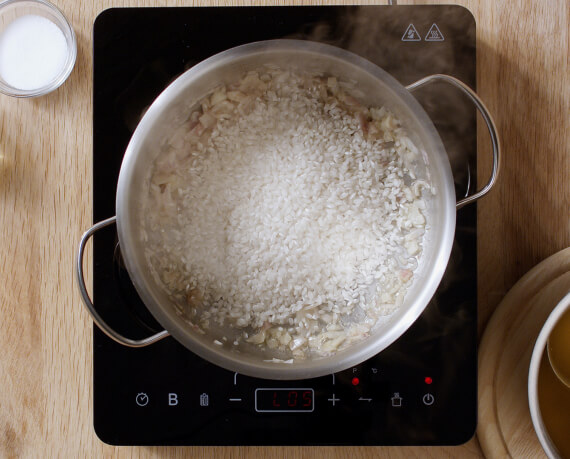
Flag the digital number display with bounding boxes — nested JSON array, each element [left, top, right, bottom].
[[255, 388, 314, 412]]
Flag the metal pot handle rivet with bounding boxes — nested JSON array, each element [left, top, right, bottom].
[[406, 74, 500, 209], [76, 215, 170, 347]]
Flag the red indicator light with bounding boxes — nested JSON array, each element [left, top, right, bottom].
[[425, 377, 433, 385], [351, 377, 360, 386]]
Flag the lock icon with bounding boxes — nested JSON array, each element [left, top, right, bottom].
[[391, 392, 403, 407], [199, 393, 209, 407]]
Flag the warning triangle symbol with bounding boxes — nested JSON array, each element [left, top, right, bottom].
[[402, 24, 421, 42], [425, 23, 444, 41]]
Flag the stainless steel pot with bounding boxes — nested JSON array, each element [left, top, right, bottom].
[[77, 40, 499, 379]]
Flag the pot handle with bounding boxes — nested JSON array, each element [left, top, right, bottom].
[[76, 216, 170, 347], [406, 74, 500, 209]]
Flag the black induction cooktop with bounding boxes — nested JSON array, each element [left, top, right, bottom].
[[92, 5, 477, 446]]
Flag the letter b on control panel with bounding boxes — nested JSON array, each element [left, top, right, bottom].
[[168, 393, 179, 406]]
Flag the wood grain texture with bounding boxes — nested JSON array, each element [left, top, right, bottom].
[[472, 0, 570, 330], [478, 248, 570, 459], [0, 0, 568, 457]]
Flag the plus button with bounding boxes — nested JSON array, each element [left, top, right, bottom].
[[328, 393, 340, 406]]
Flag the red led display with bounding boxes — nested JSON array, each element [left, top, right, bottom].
[[255, 388, 314, 412]]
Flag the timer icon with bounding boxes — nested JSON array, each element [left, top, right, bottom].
[[135, 392, 149, 407]]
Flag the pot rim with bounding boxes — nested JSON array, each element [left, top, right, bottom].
[[115, 39, 456, 379]]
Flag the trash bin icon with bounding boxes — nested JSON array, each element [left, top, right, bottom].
[[391, 392, 403, 407], [200, 393, 209, 407]]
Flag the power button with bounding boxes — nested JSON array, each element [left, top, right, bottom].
[[422, 393, 435, 406]]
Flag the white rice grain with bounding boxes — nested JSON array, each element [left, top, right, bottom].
[[142, 69, 432, 359]]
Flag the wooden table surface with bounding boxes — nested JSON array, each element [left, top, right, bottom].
[[0, 0, 568, 457]]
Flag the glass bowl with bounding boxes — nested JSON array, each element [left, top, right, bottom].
[[0, 0, 76, 97]]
